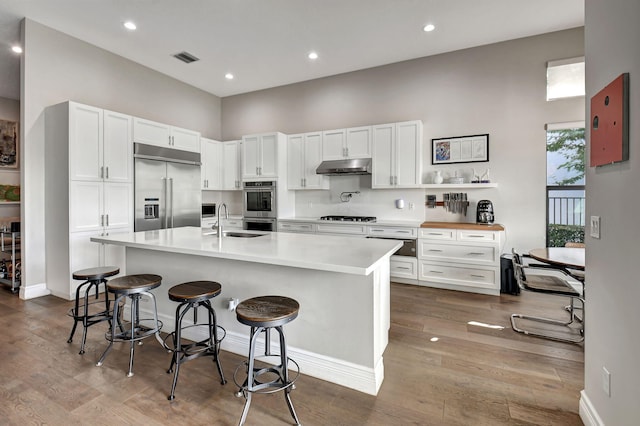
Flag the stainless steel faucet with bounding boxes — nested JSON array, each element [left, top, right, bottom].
[[216, 203, 229, 236]]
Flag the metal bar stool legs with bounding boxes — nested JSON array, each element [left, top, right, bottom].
[[163, 281, 226, 401], [96, 274, 163, 377], [234, 296, 301, 426]]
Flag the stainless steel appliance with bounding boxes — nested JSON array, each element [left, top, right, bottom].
[[476, 199, 495, 224], [244, 217, 277, 232], [202, 203, 216, 218], [243, 181, 276, 218], [366, 235, 416, 257], [134, 143, 202, 231], [320, 215, 377, 222], [315, 158, 372, 175]]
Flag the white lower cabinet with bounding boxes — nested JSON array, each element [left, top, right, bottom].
[[418, 225, 504, 295], [278, 221, 316, 233], [69, 230, 127, 295], [390, 255, 418, 280]]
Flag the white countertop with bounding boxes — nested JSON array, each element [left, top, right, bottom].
[[279, 217, 423, 227], [92, 226, 401, 276]]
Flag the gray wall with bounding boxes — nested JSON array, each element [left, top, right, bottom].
[[222, 28, 585, 251], [21, 19, 221, 295], [583, 1, 639, 424]]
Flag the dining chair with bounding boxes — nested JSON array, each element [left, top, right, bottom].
[[510, 249, 584, 344]]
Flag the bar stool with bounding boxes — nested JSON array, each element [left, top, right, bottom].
[[67, 266, 120, 354], [234, 296, 301, 426], [163, 280, 227, 401], [96, 274, 163, 377]]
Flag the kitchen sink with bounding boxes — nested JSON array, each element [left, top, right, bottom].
[[203, 230, 266, 238]]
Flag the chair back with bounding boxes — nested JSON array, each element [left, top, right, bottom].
[[510, 248, 527, 289]]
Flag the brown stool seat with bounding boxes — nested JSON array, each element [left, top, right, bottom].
[[236, 296, 299, 328], [168, 281, 222, 304], [72, 266, 120, 281], [107, 274, 162, 295]]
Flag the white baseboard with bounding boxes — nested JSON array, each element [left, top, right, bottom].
[[580, 390, 604, 426], [20, 283, 51, 300], [124, 305, 382, 395]]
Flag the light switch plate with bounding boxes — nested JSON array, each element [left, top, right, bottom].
[[590, 216, 601, 239]]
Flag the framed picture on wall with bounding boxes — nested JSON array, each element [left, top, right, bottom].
[[432, 134, 489, 165], [0, 119, 18, 169]]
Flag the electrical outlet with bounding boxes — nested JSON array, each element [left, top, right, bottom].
[[602, 367, 611, 397], [590, 216, 601, 239], [409, 202, 415, 210]]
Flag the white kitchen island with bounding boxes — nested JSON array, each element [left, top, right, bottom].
[[91, 226, 400, 395]]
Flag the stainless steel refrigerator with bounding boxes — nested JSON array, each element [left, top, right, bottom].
[[134, 143, 202, 231]]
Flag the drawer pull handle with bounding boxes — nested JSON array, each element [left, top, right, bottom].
[[428, 249, 443, 252], [396, 267, 411, 270], [371, 229, 383, 232], [468, 252, 484, 256], [430, 270, 443, 274], [428, 232, 444, 235], [467, 235, 485, 238], [470, 274, 485, 278]]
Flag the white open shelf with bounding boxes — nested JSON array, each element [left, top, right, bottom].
[[422, 183, 498, 189]]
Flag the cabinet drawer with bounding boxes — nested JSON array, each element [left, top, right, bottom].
[[419, 261, 497, 289], [316, 223, 368, 235], [418, 242, 497, 265], [457, 230, 498, 242], [223, 219, 243, 230], [368, 226, 417, 238], [278, 222, 316, 233], [390, 256, 417, 279], [418, 228, 455, 240]]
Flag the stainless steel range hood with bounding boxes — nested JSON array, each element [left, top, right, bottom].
[[315, 158, 372, 175]]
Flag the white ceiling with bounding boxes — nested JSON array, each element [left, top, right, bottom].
[[0, 0, 584, 101]]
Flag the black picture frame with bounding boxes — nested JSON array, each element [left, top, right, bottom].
[[432, 134, 489, 165]]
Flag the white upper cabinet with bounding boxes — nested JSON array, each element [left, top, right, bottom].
[[68, 103, 132, 183], [322, 126, 372, 160], [201, 138, 221, 190], [103, 110, 133, 183], [288, 132, 329, 190], [221, 140, 242, 190], [133, 117, 200, 153], [241, 132, 283, 180], [372, 120, 423, 188]]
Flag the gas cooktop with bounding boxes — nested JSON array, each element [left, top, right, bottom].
[[320, 215, 377, 222]]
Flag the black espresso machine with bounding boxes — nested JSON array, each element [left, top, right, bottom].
[[476, 200, 495, 224]]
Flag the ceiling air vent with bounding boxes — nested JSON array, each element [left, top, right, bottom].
[[173, 51, 199, 64]]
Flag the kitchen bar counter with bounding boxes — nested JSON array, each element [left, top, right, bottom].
[[92, 227, 401, 395]]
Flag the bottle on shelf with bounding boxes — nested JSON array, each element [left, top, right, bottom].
[[0, 260, 6, 279]]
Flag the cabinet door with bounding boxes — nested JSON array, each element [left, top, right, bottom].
[[287, 134, 305, 189], [322, 129, 346, 160], [171, 126, 201, 152], [259, 133, 278, 177], [222, 141, 241, 190], [371, 124, 394, 188], [201, 138, 221, 189], [104, 182, 133, 231], [346, 126, 372, 159], [133, 117, 171, 147], [70, 181, 104, 233], [102, 233, 126, 278], [303, 132, 329, 189], [103, 110, 132, 183], [241, 135, 260, 179], [69, 231, 103, 293], [395, 121, 422, 187], [69, 103, 103, 181]]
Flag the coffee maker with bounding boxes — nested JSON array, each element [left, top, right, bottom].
[[476, 200, 494, 224]]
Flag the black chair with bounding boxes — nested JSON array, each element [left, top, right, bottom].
[[67, 266, 120, 354], [163, 281, 227, 401], [234, 295, 301, 426], [96, 274, 163, 377], [510, 249, 584, 344]]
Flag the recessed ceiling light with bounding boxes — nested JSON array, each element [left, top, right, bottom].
[[308, 52, 318, 60], [225, 73, 234, 80], [11, 46, 22, 54], [123, 21, 137, 31], [423, 24, 435, 32]]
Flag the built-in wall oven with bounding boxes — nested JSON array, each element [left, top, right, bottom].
[[243, 181, 277, 231], [366, 236, 416, 257]]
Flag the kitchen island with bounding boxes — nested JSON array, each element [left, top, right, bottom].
[[91, 226, 401, 395]]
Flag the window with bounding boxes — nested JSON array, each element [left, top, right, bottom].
[[546, 122, 585, 246], [546, 56, 585, 101]]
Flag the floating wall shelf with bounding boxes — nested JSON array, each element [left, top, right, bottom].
[[422, 183, 498, 189]]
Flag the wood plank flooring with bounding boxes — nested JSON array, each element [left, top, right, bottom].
[[0, 283, 584, 425]]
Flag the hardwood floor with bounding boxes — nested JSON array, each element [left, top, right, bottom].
[[0, 283, 584, 425]]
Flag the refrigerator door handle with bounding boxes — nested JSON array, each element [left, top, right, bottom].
[[161, 177, 168, 229], [168, 177, 174, 228]]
